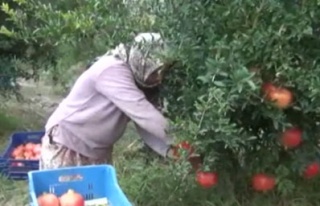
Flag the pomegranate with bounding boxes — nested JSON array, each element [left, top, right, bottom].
[[60, 189, 85, 206], [262, 82, 293, 109], [33, 144, 42, 155], [196, 171, 218, 189], [37, 193, 60, 206], [24, 151, 33, 160], [262, 82, 276, 95], [252, 173, 276, 192], [11, 146, 24, 158], [280, 127, 303, 149], [304, 162, 320, 179], [25, 143, 35, 152]]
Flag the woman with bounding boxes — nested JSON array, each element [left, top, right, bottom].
[[40, 32, 176, 170]]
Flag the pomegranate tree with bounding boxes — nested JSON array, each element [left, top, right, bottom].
[[155, 0, 320, 196]]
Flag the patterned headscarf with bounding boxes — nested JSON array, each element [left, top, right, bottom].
[[88, 32, 169, 88]]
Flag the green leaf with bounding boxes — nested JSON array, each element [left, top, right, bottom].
[[213, 81, 226, 87], [0, 26, 14, 37]]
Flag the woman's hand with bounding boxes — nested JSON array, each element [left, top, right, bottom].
[[166, 146, 179, 160], [166, 144, 203, 170]]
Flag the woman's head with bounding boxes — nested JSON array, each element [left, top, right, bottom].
[[128, 32, 173, 88], [89, 32, 174, 88]]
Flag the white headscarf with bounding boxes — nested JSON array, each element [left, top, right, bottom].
[[89, 32, 169, 88]]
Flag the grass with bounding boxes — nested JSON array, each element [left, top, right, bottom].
[[1, 113, 320, 206], [0, 80, 320, 205]]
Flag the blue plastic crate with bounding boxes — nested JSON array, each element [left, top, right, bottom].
[[0, 157, 6, 173], [0, 131, 45, 180], [29, 164, 132, 206]]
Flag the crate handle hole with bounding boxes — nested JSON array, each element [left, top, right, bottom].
[[26, 135, 42, 140], [85, 193, 94, 200], [59, 174, 83, 182], [88, 183, 93, 190]]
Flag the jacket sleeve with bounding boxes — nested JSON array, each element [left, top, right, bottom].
[[95, 62, 172, 156], [135, 124, 172, 157]]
